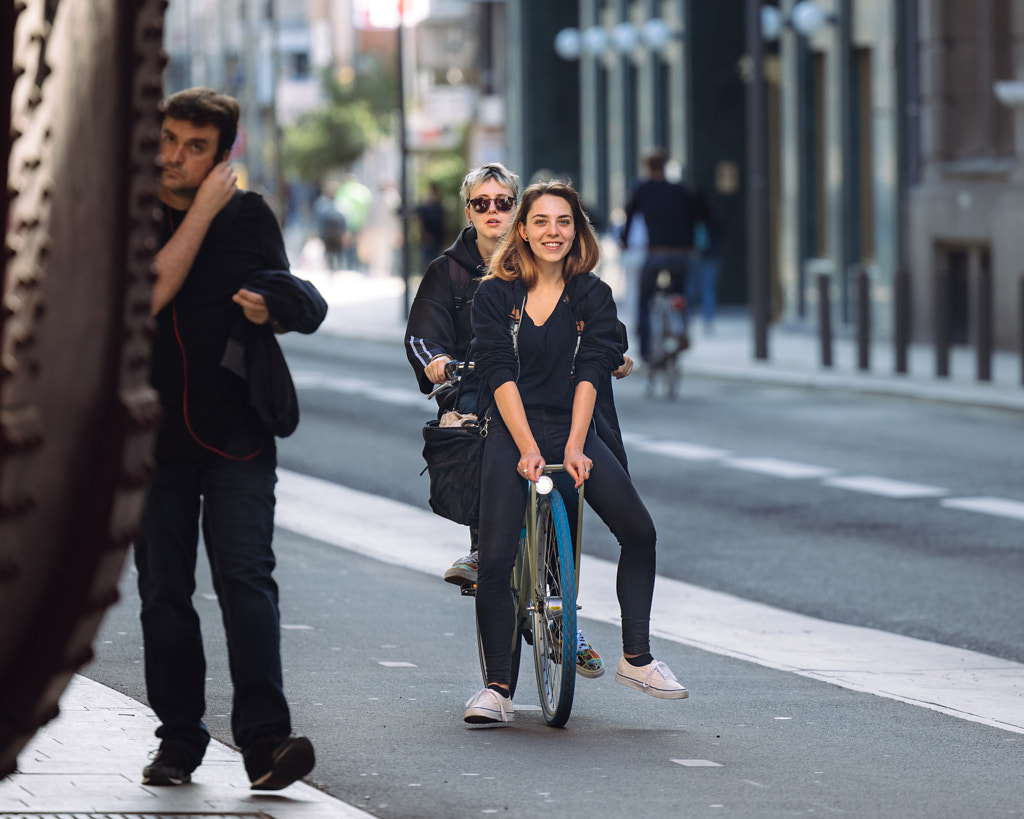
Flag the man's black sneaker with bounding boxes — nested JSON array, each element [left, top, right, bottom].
[[142, 743, 197, 786], [245, 734, 315, 791]]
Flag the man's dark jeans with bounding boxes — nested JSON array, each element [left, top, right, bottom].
[[134, 443, 290, 765]]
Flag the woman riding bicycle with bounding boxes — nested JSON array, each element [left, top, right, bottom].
[[464, 180, 688, 725], [407, 164, 617, 679]]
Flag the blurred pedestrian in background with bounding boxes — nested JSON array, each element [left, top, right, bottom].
[[415, 181, 447, 270], [620, 149, 700, 363], [334, 173, 372, 271], [313, 181, 347, 272], [689, 187, 721, 334]]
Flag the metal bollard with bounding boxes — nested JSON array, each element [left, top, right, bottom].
[[894, 269, 910, 375], [856, 267, 871, 371], [934, 265, 950, 378], [975, 260, 992, 382], [818, 273, 833, 368], [1019, 277, 1024, 386]]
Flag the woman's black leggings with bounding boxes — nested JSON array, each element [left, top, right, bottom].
[[475, 410, 657, 687]]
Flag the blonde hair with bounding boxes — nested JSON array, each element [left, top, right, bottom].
[[460, 162, 520, 203], [485, 180, 600, 287]]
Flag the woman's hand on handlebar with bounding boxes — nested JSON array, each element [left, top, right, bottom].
[[517, 451, 546, 483], [425, 355, 452, 384], [564, 445, 593, 489]]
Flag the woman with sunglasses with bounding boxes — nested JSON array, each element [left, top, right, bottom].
[[463, 180, 688, 725], [405, 164, 607, 679], [406, 162, 518, 421]]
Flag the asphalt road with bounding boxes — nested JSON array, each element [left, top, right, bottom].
[[85, 333, 1024, 817]]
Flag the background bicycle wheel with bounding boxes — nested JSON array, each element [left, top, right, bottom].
[[0, 0, 165, 777]]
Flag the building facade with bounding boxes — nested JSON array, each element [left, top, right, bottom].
[[511, 0, 749, 304], [161, 0, 1024, 354]]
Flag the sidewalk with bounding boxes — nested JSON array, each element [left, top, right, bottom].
[[0, 675, 372, 817], [3, 264, 1022, 817]]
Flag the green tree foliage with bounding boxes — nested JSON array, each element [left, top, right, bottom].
[[282, 102, 377, 181], [283, 60, 397, 182]]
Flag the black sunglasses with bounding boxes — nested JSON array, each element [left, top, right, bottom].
[[467, 195, 516, 214]]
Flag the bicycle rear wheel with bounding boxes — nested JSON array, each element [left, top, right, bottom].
[[531, 490, 577, 727]]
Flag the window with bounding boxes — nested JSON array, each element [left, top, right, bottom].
[[940, 0, 1013, 161]]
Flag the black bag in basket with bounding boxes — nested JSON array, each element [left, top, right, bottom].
[[421, 414, 487, 526]]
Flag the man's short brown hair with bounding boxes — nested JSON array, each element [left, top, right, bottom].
[[163, 87, 240, 158], [644, 149, 667, 175]]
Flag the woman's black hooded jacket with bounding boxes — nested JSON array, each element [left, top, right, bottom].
[[470, 271, 629, 468]]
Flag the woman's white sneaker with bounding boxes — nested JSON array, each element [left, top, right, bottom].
[[615, 657, 689, 700], [463, 688, 515, 724]]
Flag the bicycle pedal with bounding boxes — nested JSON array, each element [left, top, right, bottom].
[[460, 583, 477, 597]]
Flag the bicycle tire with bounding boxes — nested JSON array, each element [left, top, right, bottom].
[[531, 490, 577, 728]]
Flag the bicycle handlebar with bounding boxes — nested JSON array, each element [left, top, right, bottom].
[[427, 360, 475, 400]]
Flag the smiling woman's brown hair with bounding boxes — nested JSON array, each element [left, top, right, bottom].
[[485, 180, 601, 288]]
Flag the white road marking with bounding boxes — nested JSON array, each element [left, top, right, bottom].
[[822, 475, 949, 499], [622, 433, 730, 461], [672, 759, 723, 768], [723, 456, 836, 480], [290, 370, 1024, 522], [941, 496, 1024, 521], [292, 370, 432, 410], [275, 469, 1024, 735]]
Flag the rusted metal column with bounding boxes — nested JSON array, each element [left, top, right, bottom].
[[0, 0, 166, 777]]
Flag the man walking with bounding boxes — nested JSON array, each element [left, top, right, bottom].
[[136, 87, 325, 790]]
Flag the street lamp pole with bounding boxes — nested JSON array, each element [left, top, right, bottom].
[[397, 2, 411, 319], [746, 0, 770, 360]]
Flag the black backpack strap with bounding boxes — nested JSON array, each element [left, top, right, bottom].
[[449, 257, 474, 314]]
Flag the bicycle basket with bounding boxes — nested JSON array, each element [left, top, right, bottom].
[[420, 417, 485, 527]]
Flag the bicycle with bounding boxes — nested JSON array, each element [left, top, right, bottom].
[[428, 362, 585, 727], [645, 267, 689, 399], [474, 465, 583, 728]]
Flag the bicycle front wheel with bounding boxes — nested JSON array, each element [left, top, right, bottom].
[[531, 490, 577, 727]]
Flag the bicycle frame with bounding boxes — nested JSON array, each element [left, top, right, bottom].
[[523, 465, 584, 581], [475, 464, 585, 726]]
